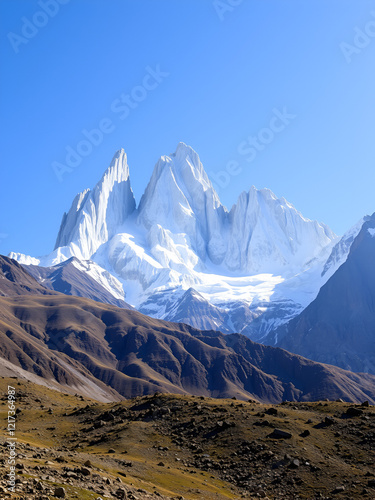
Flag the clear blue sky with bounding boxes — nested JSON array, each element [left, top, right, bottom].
[[1, 0, 375, 257]]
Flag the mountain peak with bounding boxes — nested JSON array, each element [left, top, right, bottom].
[[54, 149, 136, 259], [166, 143, 212, 190], [100, 148, 129, 184], [138, 143, 222, 228], [171, 141, 190, 156]]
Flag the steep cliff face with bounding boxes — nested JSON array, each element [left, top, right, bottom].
[[54, 149, 136, 260], [274, 214, 375, 374]]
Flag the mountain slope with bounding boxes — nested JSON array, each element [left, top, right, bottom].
[[139, 287, 232, 333], [225, 187, 334, 274], [321, 215, 368, 279], [273, 213, 375, 374], [1, 291, 375, 403], [0, 255, 56, 297], [24, 257, 132, 309]]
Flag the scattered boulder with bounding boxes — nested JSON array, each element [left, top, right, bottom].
[[300, 430, 310, 438], [345, 407, 364, 417], [332, 485, 345, 493], [268, 429, 292, 439], [94, 420, 107, 429], [265, 407, 278, 416], [115, 488, 127, 499], [54, 487, 66, 498], [216, 420, 234, 430], [80, 467, 91, 476], [289, 459, 300, 469], [324, 416, 335, 426]]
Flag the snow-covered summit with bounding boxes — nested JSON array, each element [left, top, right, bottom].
[[225, 186, 335, 274], [138, 142, 226, 265], [136, 143, 335, 274], [54, 149, 136, 261]]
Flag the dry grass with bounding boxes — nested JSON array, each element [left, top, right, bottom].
[[0, 377, 374, 499]]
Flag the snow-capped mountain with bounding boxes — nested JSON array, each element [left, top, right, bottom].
[[10, 143, 339, 340]]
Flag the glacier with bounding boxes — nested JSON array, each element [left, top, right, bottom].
[[10, 143, 348, 342]]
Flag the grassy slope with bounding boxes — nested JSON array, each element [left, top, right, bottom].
[[0, 378, 374, 499]]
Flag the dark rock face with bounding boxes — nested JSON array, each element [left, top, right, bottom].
[[274, 213, 375, 374]]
